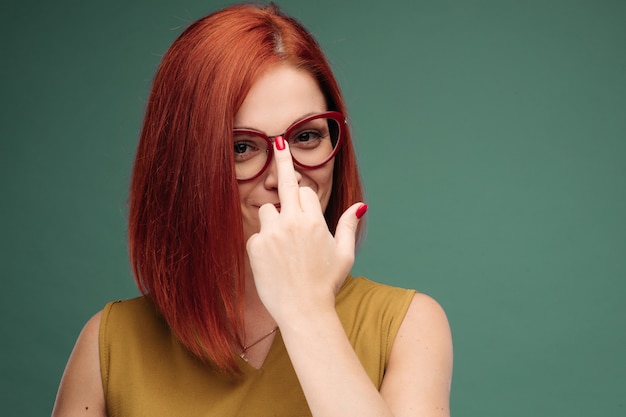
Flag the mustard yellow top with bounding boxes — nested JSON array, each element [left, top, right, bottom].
[[99, 275, 415, 417]]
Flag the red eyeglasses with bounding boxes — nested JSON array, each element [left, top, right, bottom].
[[233, 111, 345, 181]]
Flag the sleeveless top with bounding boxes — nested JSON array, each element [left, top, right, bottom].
[[99, 275, 415, 417]]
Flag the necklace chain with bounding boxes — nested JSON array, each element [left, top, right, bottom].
[[240, 326, 279, 361]]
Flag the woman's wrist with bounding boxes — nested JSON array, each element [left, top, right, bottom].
[[273, 298, 339, 334]]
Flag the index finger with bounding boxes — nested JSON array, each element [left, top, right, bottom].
[[273, 136, 301, 213]]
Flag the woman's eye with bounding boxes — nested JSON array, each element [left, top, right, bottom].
[[234, 142, 250, 154], [290, 130, 324, 147], [233, 141, 259, 161]]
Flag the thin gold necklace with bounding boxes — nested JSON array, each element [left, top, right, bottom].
[[239, 326, 279, 362]]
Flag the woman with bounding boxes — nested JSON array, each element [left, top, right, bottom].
[[52, 3, 453, 416]]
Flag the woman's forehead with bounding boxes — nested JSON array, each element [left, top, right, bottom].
[[234, 64, 326, 134]]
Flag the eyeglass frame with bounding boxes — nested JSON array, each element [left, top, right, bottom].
[[233, 111, 346, 182]]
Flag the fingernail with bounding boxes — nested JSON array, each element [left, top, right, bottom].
[[275, 135, 286, 151], [355, 204, 368, 219]]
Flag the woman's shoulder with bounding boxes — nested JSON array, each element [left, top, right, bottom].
[[102, 295, 152, 314], [51, 310, 107, 416], [101, 295, 166, 340], [336, 275, 449, 349]]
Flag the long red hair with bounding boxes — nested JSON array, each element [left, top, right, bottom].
[[128, 3, 363, 373]]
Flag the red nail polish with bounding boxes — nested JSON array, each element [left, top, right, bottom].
[[275, 135, 286, 151], [356, 204, 368, 219]]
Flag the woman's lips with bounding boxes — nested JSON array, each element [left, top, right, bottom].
[[254, 203, 281, 212]]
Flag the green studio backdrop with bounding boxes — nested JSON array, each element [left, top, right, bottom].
[[1, 0, 624, 416]]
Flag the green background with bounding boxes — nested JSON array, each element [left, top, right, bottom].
[[1, 0, 624, 415]]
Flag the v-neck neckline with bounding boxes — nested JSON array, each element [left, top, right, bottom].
[[237, 328, 284, 372]]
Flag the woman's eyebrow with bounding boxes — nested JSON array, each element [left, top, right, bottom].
[[233, 111, 322, 131]]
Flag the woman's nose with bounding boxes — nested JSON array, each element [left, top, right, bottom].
[[262, 153, 303, 190]]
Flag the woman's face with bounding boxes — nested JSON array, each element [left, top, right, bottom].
[[234, 64, 335, 241]]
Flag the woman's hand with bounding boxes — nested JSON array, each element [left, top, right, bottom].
[[246, 138, 365, 324], [246, 139, 452, 417]]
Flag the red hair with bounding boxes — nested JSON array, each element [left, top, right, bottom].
[[128, 3, 363, 373]]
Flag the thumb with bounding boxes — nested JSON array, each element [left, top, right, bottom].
[[334, 202, 368, 255]]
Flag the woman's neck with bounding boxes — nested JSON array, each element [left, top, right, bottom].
[[240, 260, 278, 368]]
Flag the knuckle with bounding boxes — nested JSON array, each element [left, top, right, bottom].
[[279, 177, 299, 188], [246, 234, 259, 249], [258, 202, 276, 215], [343, 221, 357, 233], [338, 247, 355, 265], [299, 186, 315, 197], [274, 147, 293, 163]]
